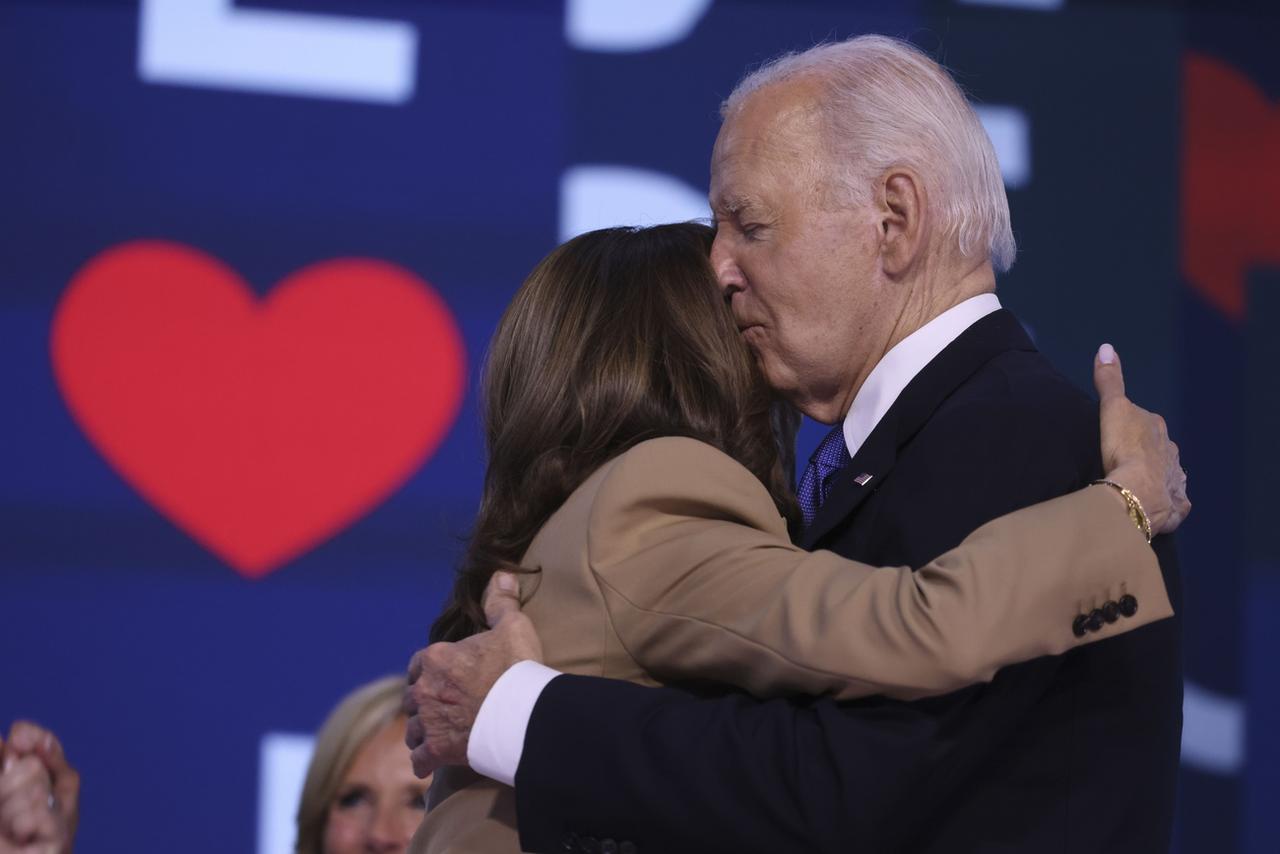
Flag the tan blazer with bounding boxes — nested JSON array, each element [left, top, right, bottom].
[[412, 437, 1173, 854]]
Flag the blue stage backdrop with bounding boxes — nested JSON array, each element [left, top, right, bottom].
[[1, 1, 1276, 852]]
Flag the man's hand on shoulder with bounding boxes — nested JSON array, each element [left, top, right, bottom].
[[404, 572, 544, 778]]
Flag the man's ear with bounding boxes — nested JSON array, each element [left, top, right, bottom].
[[876, 169, 926, 277]]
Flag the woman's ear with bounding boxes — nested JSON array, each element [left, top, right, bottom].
[[877, 169, 926, 277]]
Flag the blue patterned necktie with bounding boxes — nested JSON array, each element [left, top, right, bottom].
[[796, 425, 850, 528]]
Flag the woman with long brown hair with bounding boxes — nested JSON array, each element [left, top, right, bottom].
[[414, 223, 1180, 852], [430, 222, 801, 644]]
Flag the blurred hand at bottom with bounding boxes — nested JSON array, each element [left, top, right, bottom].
[[0, 722, 79, 854]]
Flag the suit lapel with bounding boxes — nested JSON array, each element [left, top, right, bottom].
[[799, 426, 897, 550], [799, 309, 1036, 550]]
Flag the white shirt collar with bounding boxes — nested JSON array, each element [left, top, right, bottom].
[[841, 293, 1002, 460]]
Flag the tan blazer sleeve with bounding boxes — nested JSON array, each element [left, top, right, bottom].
[[586, 436, 1173, 702]]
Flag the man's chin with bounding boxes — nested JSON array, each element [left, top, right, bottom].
[[752, 358, 794, 400]]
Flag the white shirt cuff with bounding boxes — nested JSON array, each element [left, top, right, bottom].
[[466, 659, 562, 787]]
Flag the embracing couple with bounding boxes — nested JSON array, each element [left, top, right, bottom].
[[403, 35, 1188, 854]]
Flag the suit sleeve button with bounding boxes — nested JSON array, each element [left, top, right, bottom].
[[1118, 594, 1139, 617], [1085, 608, 1104, 632], [581, 837, 600, 854], [1072, 614, 1089, 637], [1102, 600, 1120, 623], [600, 841, 618, 854], [561, 833, 578, 852]]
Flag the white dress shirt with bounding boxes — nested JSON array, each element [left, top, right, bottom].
[[466, 293, 1004, 787]]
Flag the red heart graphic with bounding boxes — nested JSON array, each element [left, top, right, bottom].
[[1183, 53, 1280, 322], [50, 241, 468, 578]]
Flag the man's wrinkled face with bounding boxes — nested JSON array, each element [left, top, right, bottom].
[[710, 79, 888, 423]]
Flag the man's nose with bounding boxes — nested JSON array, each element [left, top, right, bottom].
[[709, 234, 744, 296]]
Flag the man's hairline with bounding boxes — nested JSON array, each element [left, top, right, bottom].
[[715, 79, 873, 217]]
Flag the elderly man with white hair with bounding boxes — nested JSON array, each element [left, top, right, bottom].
[[406, 35, 1183, 853]]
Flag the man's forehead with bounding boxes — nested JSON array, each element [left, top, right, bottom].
[[721, 79, 824, 144], [711, 83, 825, 196]]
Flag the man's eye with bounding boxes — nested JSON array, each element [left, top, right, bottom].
[[741, 224, 763, 240]]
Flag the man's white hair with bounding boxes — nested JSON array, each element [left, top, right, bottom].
[[722, 35, 1016, 273]]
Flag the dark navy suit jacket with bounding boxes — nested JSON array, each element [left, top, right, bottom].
[[513, 310, 1183, 854]]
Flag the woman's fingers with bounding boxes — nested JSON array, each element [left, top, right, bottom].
[[1094, 342, 1191, 534], [1093, 343, 1125, 403]]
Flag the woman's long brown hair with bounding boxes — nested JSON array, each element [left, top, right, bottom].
[[430, 223, 799, 642]]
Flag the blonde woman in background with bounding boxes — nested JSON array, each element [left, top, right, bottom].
[[296, 676, 431, 854], [1, 680, 426, 854]]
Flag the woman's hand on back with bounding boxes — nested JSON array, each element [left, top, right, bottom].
[[1094, 343, 1191, 536]]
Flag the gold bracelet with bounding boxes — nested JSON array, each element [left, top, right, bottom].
[[1091, 479, 1153, 544]]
